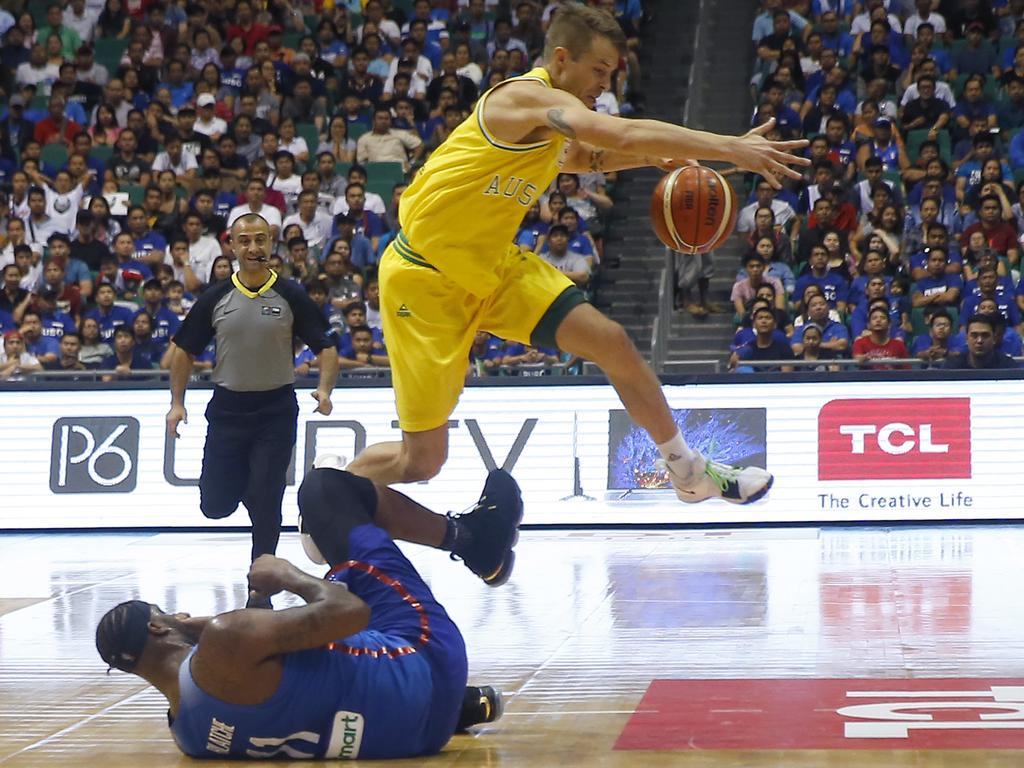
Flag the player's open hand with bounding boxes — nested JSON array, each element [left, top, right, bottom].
[[312, 389, 333, 416], [732, 118, 810, 189], [247, 555, 294, 598]]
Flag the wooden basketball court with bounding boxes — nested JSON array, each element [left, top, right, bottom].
[[1, 525, 1022, 766]]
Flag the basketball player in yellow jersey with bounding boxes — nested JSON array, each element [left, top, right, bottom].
[[346, 4, 810, 516]]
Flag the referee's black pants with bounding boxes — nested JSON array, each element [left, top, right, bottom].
[[199, 384, 299, 562]]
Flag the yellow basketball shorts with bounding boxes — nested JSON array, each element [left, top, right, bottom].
[[379, 235, 585, 432]]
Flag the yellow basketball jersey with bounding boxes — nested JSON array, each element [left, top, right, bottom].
[[398, 67, 570, 297]]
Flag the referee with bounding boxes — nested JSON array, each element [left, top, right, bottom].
[[166, 213, 339, 607]]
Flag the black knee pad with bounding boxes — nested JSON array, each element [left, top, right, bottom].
[[297, 468, 378, 565]]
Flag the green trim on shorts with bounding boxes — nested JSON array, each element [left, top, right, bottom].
[[393, 231, 438, 271], [530, 285, 588, 349]]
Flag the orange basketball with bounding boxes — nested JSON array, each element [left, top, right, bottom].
[[649, 165, 738, 254]]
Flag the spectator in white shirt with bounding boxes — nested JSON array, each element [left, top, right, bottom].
[[735, 177, 797, 235], [63, 0, 98, 43], [16, 45, 60, 96], [384, 39, 434, 95], [227, 178, 283, 241], [193, 93, 228, 140], [283, 191, 334, 251], [355, 107, 424, 172], [24, 187, 60, 250], [331, 165, 387, 216], [904, 0, 946, 39], [151, 134, 199, 188], [269, 151, 303, 212], [177, 211, 222, 287]]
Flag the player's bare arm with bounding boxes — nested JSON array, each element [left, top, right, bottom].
[[190, 556, 370, 703], [484, 82, 809, 187]]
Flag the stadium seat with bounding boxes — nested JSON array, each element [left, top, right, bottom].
[[124, 183, 145, 206], [40, 143, 68, 170], [93, 37, 128, 73], [911, 306, 958, 338], [365, 162, 405, 199], [89, 145, 114, 166], [296, 122, 320, 155], [348, 123, 368, 142], [906, 129, 951, 164]]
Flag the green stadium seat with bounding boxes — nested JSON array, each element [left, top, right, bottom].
[[906, 128, 951, 165], [124, 183, 144, 206], [364, 161, 405, 199], [335, 162, 351, 179], [40, 143, 68, 170], [296, 122, 321, 156], [348, 123, 368, 142], [88, 145, 114, 166]]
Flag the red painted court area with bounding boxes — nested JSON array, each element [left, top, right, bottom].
[[616, 678, 1024, 750]]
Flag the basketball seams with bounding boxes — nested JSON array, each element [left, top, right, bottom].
[[704, 169, 734, 251], [661, 168, 687, 252]]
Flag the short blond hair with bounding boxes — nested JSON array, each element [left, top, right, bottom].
[[543, 4, 627, 61]]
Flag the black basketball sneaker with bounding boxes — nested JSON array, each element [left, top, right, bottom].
[[456, 686, 505, 732], [449, 469, 524, 586]]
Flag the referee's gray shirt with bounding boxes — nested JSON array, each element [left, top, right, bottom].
[[173, 272, 334, 391]]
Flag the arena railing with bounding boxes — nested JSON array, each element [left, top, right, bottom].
[[730, 357, 1024, 371], [14, 363, 578, 384]]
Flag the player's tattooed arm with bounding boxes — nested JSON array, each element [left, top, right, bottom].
[[547, 108, 577, 140], [589, 148, 606, 172]]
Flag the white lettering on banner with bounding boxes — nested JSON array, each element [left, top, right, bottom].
[[3, 379, 1024, 527], [839, 423, 949, 455], [839, 686, 1024, 738]]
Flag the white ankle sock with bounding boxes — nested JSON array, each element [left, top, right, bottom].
[[656, 432, 700, 476]]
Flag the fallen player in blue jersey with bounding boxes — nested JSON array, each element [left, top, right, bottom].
[[95, 460, 523, 760]]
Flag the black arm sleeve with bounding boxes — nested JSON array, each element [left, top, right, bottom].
[[171, 281, 231, 356], [279, 280, 335, 353]]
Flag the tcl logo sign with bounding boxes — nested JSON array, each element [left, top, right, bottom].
[[818, 398, 971, 480]]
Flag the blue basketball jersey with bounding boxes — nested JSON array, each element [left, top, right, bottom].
[[170, 632, 437, 760]]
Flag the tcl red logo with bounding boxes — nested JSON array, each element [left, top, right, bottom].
[[818, 398, 971, 480]]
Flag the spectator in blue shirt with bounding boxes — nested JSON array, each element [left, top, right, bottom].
[[124, 205, 167, 265], [951, 22, 999, 78], [516, 203, 548, 253], [962, 266, 1022, 329], [791, 294, 850, 356], [34, 288, 76, 341], [469, 331, 505, 376], [731, 304, 796, 373], [17, 311, 59, 366], [912, 247, 964, 311], [848, 251, 891, 309], [913, 309, 962, 365], [952, 76, 997, 142], [84, 283, 135, 342], [139, 278, 181, 357], [157, 59, 195, 109], [795, 244, 850, 312], [817, 10, 855, 56], [101, 324, 155, 378], [752, 2, 808, 44], [554, 207, 596, 265]]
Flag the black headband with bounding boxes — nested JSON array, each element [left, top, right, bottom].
[[95, 600, 151, 672]]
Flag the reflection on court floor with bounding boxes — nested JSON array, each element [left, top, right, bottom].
[[1, 524, 1023, 767]]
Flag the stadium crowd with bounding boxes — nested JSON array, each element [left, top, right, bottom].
[[0, 0, 643, 382], [730, 0, 1024, 371]]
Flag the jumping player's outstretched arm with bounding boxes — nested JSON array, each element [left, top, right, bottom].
[[485, 83, 809, 187]]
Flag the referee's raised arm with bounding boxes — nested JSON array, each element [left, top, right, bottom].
[[164, 213, 339, 606]]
